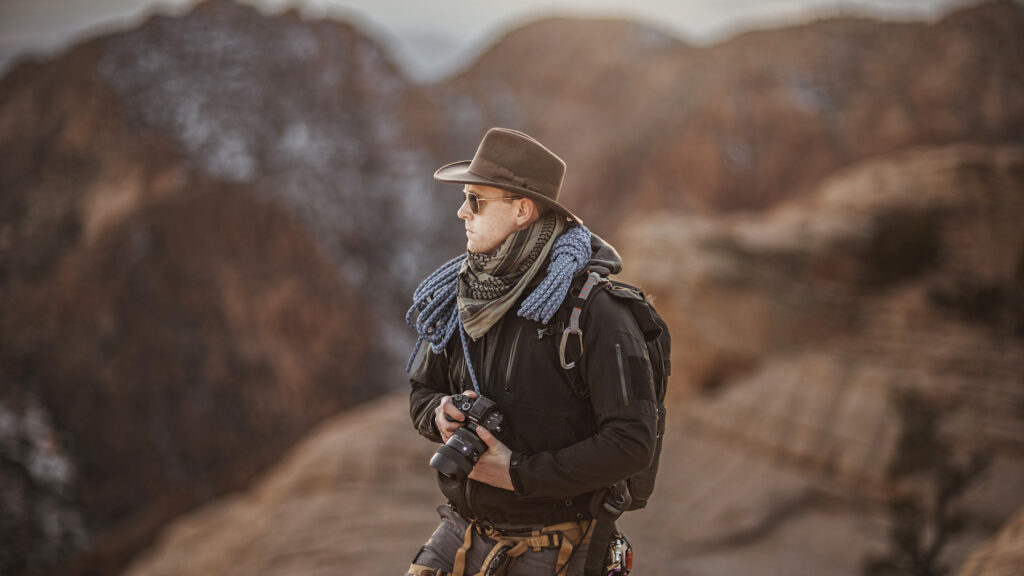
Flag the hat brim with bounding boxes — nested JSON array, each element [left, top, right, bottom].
[[434, 161, 583, 225]]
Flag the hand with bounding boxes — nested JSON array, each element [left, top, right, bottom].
[[434, 391, 477, 443], [468, 425, 514, 491]]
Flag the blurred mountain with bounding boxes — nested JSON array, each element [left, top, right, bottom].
[[119, 393, 439, 576], [618, 142, 1024, 573], [437, 1, 1024, 232], [0, 0, 452, 574], [1, 182, 375, 575], [620, 143, 1024, 394], [423, 16, 688, 228], [0, 1, 1022, 575]]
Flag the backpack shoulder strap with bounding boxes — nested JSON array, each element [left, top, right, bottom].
[[558, 270, 605, 369]]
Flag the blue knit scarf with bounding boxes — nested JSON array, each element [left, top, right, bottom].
[[406, 224, 592, 393]]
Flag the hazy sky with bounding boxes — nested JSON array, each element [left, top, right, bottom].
[[0, 0, 982, 81]]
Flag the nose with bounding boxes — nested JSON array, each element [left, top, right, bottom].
[[457, 197, 472, 220]]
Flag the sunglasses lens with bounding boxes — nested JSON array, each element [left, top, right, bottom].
[[467, 192, 480, 214]]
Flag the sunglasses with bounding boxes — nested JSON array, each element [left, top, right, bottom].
[[463, 190, 521, 214]]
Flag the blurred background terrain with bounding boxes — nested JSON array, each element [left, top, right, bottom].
[[0, 1, 1022, 575]]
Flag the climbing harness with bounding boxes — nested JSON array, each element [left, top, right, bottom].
[[455, 518, 594, 576]]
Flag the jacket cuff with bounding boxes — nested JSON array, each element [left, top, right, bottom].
[[509, 451, 527, 496], [427, 414, 441, 443], [419, 397, 444, 444]]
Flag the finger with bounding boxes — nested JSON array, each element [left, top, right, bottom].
[[474, 425, 497, 448], [436, 416, 458, 434], [434, 406, 458, 441], [443, 404, 466, 422], [437, 399, 460, 421], [439, 421, 458, 440], [463, 391, 478, 399]]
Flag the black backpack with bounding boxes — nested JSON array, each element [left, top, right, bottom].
[[559, 270, 670, 510]]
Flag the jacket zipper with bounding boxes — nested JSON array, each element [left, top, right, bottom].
[[615, 343, 630, 406], [504, 325, 523, 393]]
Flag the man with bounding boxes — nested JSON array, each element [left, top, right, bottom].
[[405, 128, 657, 576]]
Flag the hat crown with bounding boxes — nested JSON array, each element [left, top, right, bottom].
[[433, 127, 581, 225], [467, 128, 565, 201]]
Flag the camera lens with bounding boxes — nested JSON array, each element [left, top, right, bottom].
[[429, 427, 487, 481]]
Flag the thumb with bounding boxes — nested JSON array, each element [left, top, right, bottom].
[[474, 425, 499, 448]]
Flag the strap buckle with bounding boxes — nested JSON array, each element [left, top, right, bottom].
[[603, 480, 632, 516]]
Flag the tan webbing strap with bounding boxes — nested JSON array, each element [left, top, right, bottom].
[[452, 521, 475, 576], [407, 564, 449, 576], [555, 536, 574, 576], [454, 519, 594, 576], [555, 520, 595, 576]]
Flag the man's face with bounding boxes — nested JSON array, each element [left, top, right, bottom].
[[458, 184, 523, 254]]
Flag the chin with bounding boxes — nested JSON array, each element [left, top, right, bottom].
[[466, 243, 491, 254]]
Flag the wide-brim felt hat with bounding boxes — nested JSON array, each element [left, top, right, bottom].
[[434, 127, 583, 225]]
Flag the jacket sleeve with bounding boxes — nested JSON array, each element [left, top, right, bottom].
[[509, 290, 658, 499], [408, 343, 451, 444]]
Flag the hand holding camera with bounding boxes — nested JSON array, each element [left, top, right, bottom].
[[430, 393, 507, 482], [434, 392, 475, 443]]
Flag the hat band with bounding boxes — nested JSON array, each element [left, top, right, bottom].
[[469, 157, 554, 198]]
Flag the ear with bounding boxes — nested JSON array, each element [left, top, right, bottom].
[[514, 198, 537, 227]]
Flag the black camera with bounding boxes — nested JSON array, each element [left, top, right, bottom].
[[429, 393, 506, 481]]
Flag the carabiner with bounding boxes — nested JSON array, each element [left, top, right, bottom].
[[559, 326, 583, 369]]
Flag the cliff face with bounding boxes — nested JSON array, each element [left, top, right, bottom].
[[3, 184, 374, 574]]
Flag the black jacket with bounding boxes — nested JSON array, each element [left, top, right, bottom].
[[409, 236, 658, 525]]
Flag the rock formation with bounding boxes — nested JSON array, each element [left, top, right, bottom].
[[617, 144, 1024, 573], [119, 394, 441, 576], [620, 143, 1024, 396]]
